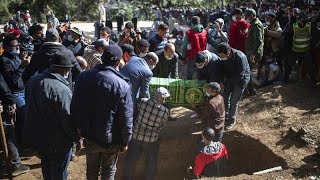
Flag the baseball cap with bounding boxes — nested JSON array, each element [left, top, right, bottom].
[[195, 51, 208, 63], [208, 82, 221, 93], [154, 87, 170, 99], [50, 51, 73, 68], [101, 45, 123, 63], [45, 28, 59, 41]]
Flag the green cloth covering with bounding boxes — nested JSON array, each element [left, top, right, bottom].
[[149, 77, 207, 108]]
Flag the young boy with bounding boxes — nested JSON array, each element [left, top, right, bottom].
[[188, 127, 228, 178]]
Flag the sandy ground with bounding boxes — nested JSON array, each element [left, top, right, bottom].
[[0, 21, 319, 180]]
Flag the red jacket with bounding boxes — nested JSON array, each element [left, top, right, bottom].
[[193, 142, 228, 176], [229, 19, 250, 53], [186, 29, 208, 59]]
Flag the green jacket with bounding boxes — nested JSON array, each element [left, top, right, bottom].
[[181, 24, 218, 59], [245, 18, 264, 57]]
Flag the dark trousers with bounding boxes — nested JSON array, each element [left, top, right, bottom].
[[223, 80, 245, 125], [186, 59, 196, 80], [125, 139, 160, 180], [84, 139, 119, 180], [284, 51, 314, 82], [4, 121, 22, 170], [38, 148, 72, 180]]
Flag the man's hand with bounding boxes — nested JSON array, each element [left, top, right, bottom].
[[119, 146, 128, 154], [20, 52, 31, 67], [8, 104, 16, 116], [215, 22, 222, 32], [249, 55, 256, 64], [0, 101, 3, 114], [219, 83, 224, 90], [205, 22, 213, 31]]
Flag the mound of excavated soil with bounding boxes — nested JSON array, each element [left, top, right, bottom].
[[4, 84, 320, 180]]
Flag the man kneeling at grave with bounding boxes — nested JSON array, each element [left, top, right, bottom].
[[194, 82, 225, 142], [187, 127, 228, 178]]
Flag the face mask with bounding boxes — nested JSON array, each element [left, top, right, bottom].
[[196, 63, 205, 69], [11, 48, 20, 56], [165, 54, 172, 60], [149, 65, 156, 70], [64, 71, 70, 79], [232, 15, 237, 21], [67, 35, 74, 42], [139, 52, 147, 58], [245, 19, 251, 23], [205, 91, 211, 97], [266, 21, 270, 25], [220, 57, 228, 61]]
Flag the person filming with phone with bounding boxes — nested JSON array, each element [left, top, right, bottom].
[[205, 18, 229, 54]]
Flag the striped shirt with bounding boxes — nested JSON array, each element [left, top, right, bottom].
[[133, 98, 169, 142], [83, 45, 102, 70]]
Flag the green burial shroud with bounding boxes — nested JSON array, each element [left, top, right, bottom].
[[149, 77, 207, 108]]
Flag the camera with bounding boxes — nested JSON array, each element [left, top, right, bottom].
[[129, 31, 136, 38]]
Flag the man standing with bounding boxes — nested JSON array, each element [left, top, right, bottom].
[[22, 28, 82, 86], [229, 8, 250, 53], [181, 16, 219, 80], [25, 51, 78, 180], [64, 27, 87, 56], [244, 9, 264, 95], [264, 13, 283, 80], [125, 87, 170, 180], [118, 22, 140, 47], [153, 43, 179, 78], [284, 14, 315, 83], [149, 23, 169, 52], [206, 18, 229, 54], [120, 52, 159, 106], [195, 82, 225, 142], [0, 70, 29, 176], [99, 27, 117, 45], [0, 34, 30, 149], [71, 45, 133, 180], [217, 42, 250, 130]]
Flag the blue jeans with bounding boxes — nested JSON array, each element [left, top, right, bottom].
[[186, 59, 196, 80], [38, 148, 72, 180], [223, 80, 245, 125], [125, 139, 160, 180], [12, 91, 26, 147], [84, 139, 119, 180]]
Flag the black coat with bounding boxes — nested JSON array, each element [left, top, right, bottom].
[[22, 42, 82, 86]]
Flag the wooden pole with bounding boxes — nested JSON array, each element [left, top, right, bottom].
[[0, 114, 13, 180]]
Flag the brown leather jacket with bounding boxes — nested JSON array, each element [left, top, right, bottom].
[[195, 94, 225, 133]]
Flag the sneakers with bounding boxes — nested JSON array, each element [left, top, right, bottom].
[[12, 164, 30, 176], [190, 113, 200, 119], [225, 121, 236, 130]]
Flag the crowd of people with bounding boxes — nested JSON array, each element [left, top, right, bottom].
[[0, 0, 319, 179]]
